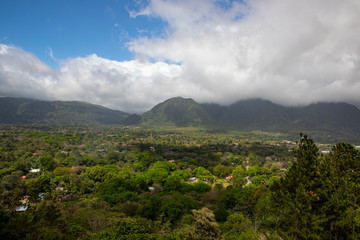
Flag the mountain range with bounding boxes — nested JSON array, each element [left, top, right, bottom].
[[1, 96, 360, 142], [0, 97, 129, 125]]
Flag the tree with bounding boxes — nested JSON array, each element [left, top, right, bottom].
[[246, 165, 262, 177], [324, 142, 360, 239], [271, 135, 327, 239], [25, 178, 43, 203], [194, 167, 214, 182], [231, 168, 246, 188], [144, 168, 169, 185], [38, 155, 56, 172], [183, 207, 222, 240], [84, 165, 118, 183], [192, 181, 211, 193], [160, 192, 196, 222], [213, 165, 233, 178], [221, 213, 257, 240]]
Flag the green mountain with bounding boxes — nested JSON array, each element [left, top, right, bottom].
[[0, 97, 129, 125], [120, 114, 142, 126], [215, 99, 291, 130], [290, 102, 360, 139], [2, 96, 360, 142], [201, 99, 360, 141], [140, 97, 212, 127], [128, 96, 360, 140]]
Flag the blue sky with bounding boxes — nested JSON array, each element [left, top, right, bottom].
[[1, 0, 360, 113], [0, 0, 166, 67]]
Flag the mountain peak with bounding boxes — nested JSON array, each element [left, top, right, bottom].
[[141, 97, 211, 127]]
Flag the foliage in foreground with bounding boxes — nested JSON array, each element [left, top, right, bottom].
[[0, 127, 359, 239]]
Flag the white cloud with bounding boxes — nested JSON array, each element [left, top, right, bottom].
[[129, 0, 360, 107], [0, 44, 56, 99], [1, 0, 360, 112], [54, 54, 183, 113], [0, 44, 183, 113]]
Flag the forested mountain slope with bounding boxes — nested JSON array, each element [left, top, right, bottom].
[[2, 96, 360, 141], [140, 97, 360, 141], [140, 97, 212, 127], [0, 97, 129, 125]]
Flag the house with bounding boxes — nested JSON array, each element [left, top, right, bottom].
[[226, 176, 233, 181], [58, 194, 71, 201], [96, 149, 107, 152], [39, 192, 45, 200], [16, 205, 28, 212], [149, 186, 162, 195], [16, 196, 29, 212], [29, 168, 40, 173]]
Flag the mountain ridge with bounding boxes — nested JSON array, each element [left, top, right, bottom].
[[1, 96, 360, 142], [138, 97, 360, 142], [0, 97, 129, 125]]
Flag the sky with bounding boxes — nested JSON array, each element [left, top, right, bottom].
[[1, 0, 360, 113]]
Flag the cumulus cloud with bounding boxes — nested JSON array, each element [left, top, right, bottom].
[[0, 44, 183, 113], [0, 44, 56, 99], [54, 54, 183, 113], [129, 0, 360, 107], [1, 0, 360, 112]]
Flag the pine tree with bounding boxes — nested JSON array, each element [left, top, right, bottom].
[[271, 135, 326, 239], [325, 143, 360, 239]]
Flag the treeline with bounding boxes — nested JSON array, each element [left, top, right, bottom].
[[0, 127, 358, 239]]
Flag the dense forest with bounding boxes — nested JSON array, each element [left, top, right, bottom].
[[0, 126, 359, 239]]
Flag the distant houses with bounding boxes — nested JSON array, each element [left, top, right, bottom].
[[16, 193, 46, 212], [188, 177, 197, 182], [16, 205, 28, 212], [15, 196, 29, 212], [96, 149, 107, 152]]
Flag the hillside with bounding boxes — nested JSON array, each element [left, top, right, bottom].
[[140, 97, 212, 127], [2, 96, 360, 142], [214, 99, 291, 130], [0, 97, 129, 125], [141, 97, 360, 142]]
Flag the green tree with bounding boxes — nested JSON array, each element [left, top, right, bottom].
[[324, 142, 360, 239], [221, 213, 257, 240], [183, 207, 222, 240], [271, 135, 327, 239], [194, 166, 214, 182], [231, 168, 246, 188], [144, 168, 169, 185], [38, 155, 56, 172], [25, 178, 43, 203], [192, 181, 211, 193], [84, 165, 118, 183], [213, 165, 233, 178], [160, 192, 196, 222]]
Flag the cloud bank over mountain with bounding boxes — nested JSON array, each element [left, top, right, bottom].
[[1, 0, 360, 113]]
